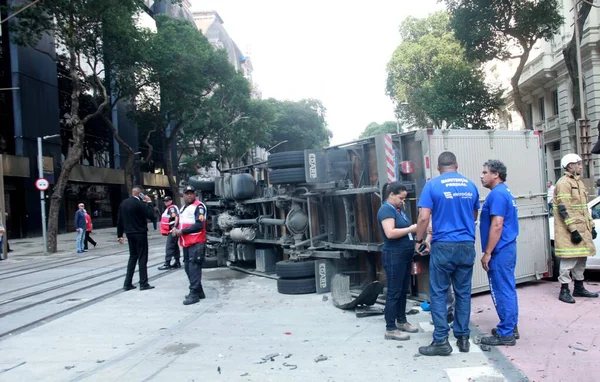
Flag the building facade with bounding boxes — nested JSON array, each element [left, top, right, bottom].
[[517, 3, 600, 184]]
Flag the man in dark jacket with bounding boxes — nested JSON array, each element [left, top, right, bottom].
[[117, 186, 155, 291], [74, 203, 87, 253]]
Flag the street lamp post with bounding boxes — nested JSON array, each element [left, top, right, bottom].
[[38, 134, 60, 255]]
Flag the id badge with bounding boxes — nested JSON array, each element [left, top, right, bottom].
[[408, 233, 414, 241]]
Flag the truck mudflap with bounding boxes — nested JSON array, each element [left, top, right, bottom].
[[331, 274, 383, 310]]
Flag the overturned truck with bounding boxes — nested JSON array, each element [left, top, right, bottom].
[[190, 129, 552, 298]]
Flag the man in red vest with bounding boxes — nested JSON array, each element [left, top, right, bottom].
[[158, 196, 181, 270], [172, 185, 207, 305]]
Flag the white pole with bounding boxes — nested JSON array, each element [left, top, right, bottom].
[[38, 137, 48, 255], [574, 0, 586, 120]]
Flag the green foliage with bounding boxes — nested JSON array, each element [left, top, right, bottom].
[[387, 11, 503, 129], [445, 0, 563, 62], [266, 99, 332, 152], [359, 121, 400, 139]]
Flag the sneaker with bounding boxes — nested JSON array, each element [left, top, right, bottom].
[[384, 330, 410, 341], [396, 321, 419, 333], [418, 338, 453, 356]]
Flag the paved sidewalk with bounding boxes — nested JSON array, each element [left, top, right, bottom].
[[2, 223, 164, 260]]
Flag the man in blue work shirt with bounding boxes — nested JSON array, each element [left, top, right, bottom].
[[479, 159, 520, 346], [74, 203, 87, 254], [415, 151, 480, 356]]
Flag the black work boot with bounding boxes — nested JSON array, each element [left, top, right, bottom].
[[492, 324, 520, 340], [173, 261, 182, 269], [559, 283, 576, 303], [198, 286, 206, 299], [456, 335, 470, 353], [573, 280, 599, 298], [480, 335, 516, 346], [418, 338, 453, 356], [183, 294, 200, 305], [158, 262, 172, 270]]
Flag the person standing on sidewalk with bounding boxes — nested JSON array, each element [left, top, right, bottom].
[[158, 196, 181, 270], [84, 209, 97, 250], [171, 185, 207, 305], [74, 203, 87, 254], [478, 160, 520, 346], [553, 154, 598, 303], [377, 181, 419, 341], [117, 186, 155, 291], [414, 151, 480, 356], [0, 219, 5, 260]]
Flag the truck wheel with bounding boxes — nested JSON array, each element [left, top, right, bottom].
[[269, 168, 306, 184], [276, 260, 315, 278], [268, 151, 305, 169], [203, 257, 219, 269], [277, 277, 316, 295]]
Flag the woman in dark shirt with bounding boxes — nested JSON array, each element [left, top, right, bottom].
[[377, 182, 418, 341]]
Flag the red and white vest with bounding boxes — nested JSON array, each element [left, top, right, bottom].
[[160, 204, 180, 235], [178, 200, 207, 248]]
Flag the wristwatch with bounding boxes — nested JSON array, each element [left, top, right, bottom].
[[416, 238, 424, 244]]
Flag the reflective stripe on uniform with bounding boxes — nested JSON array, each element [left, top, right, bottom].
[[564, 218, 576, 225], [555, 247, 591, 255], [556, 193, 572, 200]]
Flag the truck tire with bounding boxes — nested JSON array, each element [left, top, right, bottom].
[[269, 168, 306, 185], [268, 151, 305, 169], [203, 256, 219, 269], [276, 260, 315, 278], [277, 277, 316, 295], [188, 176, 215, 192]]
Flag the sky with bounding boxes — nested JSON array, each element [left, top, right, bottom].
[[190, 1, 445, 145]]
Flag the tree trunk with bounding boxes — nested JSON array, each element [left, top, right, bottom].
[[563, 1, 592, 120], [511, 47, 532, 129], [164, 121, 183, 206], [101, 114, 135, 195]]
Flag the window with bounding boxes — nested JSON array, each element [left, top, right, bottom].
[[552, 141, 560, 151], [552, 90, 559, 116], [592, 201, 600, 220], [539, 97, 546, 121]]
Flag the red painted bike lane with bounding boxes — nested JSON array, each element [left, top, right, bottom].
[[470, 279, 600, 382]]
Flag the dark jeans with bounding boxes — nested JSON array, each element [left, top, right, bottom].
[[124, 233, 149, 287], [488, 242, 519, 337], [429, 241, 475, 342], [382, 247, 413, 331], [152, 218, 158, 230], [183, 243, 205, 296], [165, 234, 180, 263], [84, 231, 96, 250]]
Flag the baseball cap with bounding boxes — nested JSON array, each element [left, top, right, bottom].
[[164, 196, 172, 201], [184, 185, 196, 193]]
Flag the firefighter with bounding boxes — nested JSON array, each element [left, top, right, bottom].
[[553, 153, 599, 303], [171, 185, 207, 305], [158, 196, 181, 270]]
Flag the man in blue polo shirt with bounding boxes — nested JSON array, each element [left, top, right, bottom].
[[415, 151, 480, 356], [479, 159, 520, 346]]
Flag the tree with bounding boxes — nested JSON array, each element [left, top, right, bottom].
[[359, 121, 401, 138], [141, 15, 233, 205], [563, 0, 592, 121], [6, 0, 147, 252], [266, 99, 332, 152], [386, 11, 503, 129], [444, 0, 563, 129]]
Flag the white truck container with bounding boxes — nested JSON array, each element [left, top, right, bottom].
[[407, 129, 551, 294]]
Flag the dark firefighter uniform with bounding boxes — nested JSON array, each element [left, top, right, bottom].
[[178, 185, 207, 305], [158, 196, 181, 270]]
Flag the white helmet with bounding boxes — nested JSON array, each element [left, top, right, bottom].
[[561, 153, 582, 169]]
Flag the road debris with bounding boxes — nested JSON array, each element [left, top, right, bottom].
[[96, 360, 105, 364], [396, 345, 403, 349], [284, 354, 292, 359], [283, 362, 298, 370], [314, 355, 328, 363], [406, 309, 419, 315], [240, 372, 249, 377], [217, 366, 221, 374], [283, 332, 292, 336], [322, 295, 329, 302], [253, 359, 267, 364], [480, 345, 491, 352], [64, 365, 75, 370], [262, 353, 280, 361], [568, 344, 588, 352]]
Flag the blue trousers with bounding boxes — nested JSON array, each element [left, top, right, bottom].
[[76, 229, 85, 252], [429, 241, 475, 342], [488, 242, 519, 337], [382, 247, 413, 331]]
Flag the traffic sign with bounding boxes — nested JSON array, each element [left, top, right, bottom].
[[35, 178, 49, 191]]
